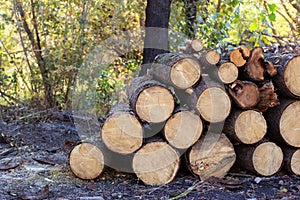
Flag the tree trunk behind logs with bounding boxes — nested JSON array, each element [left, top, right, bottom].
[[163, 108, 203, 149], [188, 74, 231, 123], [69, 143, 105, 180], [282, 146, 300, 175], [101, 103, 143, 155], [235, 141, 283, 176], [264, 99, 300, 148], [187, 133, 236, 181], [132, 141, 180, 186], [127, 76, 175, 123], [150, 53, 201, 89], [271, 54, 300, 99], [223, 109, 267, 145]]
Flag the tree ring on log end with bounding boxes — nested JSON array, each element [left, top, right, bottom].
[[69, 143, 104, 180], [206, 50, 221, 65], [235, 110, 267, 144], [132, 142, 180, 186], [284, 56, 300, 97], [164, 111, 203, 149], [196, 87, 231, 123], [218, 62, 238, 84], [291, 149, 300, 175], [253, 142, 283, 176], [280, 101, 300, 147], [136, 86, 174, 123], [170, 58, 201, 89], [102, 113, 143, 154]]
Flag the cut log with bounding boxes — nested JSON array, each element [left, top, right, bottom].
[[235, 141, 283, 176], [128, 76, 175, 123], [150, 53, 201, 89], [264, 99, 300, 147], [244, 47, 265, 81], [190, 39, 204, 52], [164, 108, 203, 149], [179, 39, 204, 54], [255, 81, 280, 112], [271, 54, 300, 99], [101, 103, 143, 154], [187, 133, 236, 181], [227, 80, 260, 109], [230, 46, 250, 67], [69, 143, 104, 180], [282, 146, 300, 175], [189, 75, 231, 123], [223, 109, 267, 144], [217, 61, 238, 84], [132, 141, 180, 185]]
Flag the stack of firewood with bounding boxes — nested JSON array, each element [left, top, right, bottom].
[[69, 39, 300, 185]]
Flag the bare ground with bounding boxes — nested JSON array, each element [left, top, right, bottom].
[[0, 113, 300, 200]]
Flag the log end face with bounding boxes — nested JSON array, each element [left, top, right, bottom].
[[230, 49, 246, 67], [218, 62, 238, 84], [284, 56, 300, 97], [206, 50, 221, 65], [291, 149, 300, 175]]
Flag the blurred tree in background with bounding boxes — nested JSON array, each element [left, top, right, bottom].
[[0, 0, 299, 114]]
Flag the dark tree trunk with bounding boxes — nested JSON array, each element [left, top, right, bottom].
[[140, 0, 171, 76], [184, 0, 197, 39]]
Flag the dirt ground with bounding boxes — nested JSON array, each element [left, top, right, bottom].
[[0, 111, 300, 200]]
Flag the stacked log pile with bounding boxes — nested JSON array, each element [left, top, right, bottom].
[[69, 40, 300, 185]]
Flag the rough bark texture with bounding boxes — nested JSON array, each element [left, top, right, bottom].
[[187, 133, 236, 181], [235, 141, 283, 176], [243, 47, 265, 82], [223, 109, 267, 144], [255, 81, 280, 112], [264, 99, 300, 147]]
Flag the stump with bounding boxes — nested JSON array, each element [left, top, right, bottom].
[[69, 143, 104, 180], [101, 103, 143, 154], [132, 141, 180, 185]]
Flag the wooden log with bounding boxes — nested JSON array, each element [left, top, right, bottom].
[[255, 81, 280, 112], [132, 141, 180, 185], [264, 99, 300, 147], [101, 103, 143, 154], [178, 39, 204, 54], [217, 61, 238, 84], [150, 52, 201, 89], [271, 54, 300, 99], [243, 47, 265, 82], [128, 76, 175, 123], [190, 39, 204, 52], [235, 141, 283, 176], [164, 108, 203, 149], [282, 146, 300, 175], [69, 143, 104, 180], [187, 133, 236, 181], [227, 80, 260, 109], [230, 46, 250, 67], [223, 109, 267, 144], [189, 74, 231, 123]]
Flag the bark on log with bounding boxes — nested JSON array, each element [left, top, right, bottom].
[[69, 143, 104, 180], [128, 76, 175, 123], [227, 80, 260, 109], [187, 133, 236, 181], [243, 47, 265, 82], [189, 74, 231, 123], [230, 46, 250, 67], [264, 99, 300, 147], [217, 61, 238, 84], [255, 81, 280, 112], [132, 141, 180, 185], [164, 108, 203, 149], [150, 53, 201, 89], [101, 103, 143, 154], [282, 146, 300, 175], [271, 54, 300, 99], [235, 141, 283, 176], [223, 109, 267, 144]]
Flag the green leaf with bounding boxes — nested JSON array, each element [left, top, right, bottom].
[[269, 13, 276, 22], [267, 3, 277, 12], [249, 21, 258, 31]]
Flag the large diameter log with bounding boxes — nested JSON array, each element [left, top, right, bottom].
[[223, 109, 267, 144], [164, 109, 203, 149], [272, 54, 300, 99], [187, 133, 236, 181], [227, 80, 260, 109], [282, 146, 300, 175], [69, 143, 104, 180], [190, 75, 231, 123], [229, 46, 250, 67], [150, 53, 201, 89], [101, 103, 143, 154], [235, 141, 283, 176], [128, 76, 175, 123], [264, 99, 300, 147], [217, 61, 238, 84], [132, 141, 180, 185]]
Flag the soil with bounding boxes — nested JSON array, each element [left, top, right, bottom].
[[0, 111, 299, 200]]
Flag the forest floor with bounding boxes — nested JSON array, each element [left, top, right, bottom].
[[0, 109, 300, 200]]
